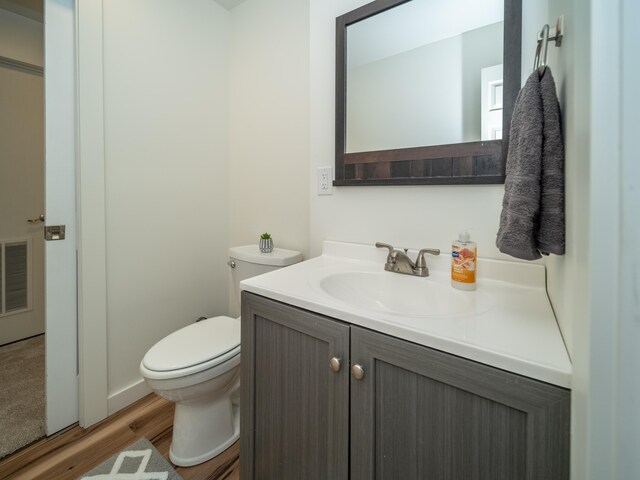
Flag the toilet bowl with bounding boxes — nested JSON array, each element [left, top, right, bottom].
[[140, 315, 241, 466], [140, 245, 302, 466]]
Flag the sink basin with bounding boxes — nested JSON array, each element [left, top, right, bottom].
[[315, 270, 492, 318]]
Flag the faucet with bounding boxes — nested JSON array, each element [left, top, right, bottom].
[[375, 242, 440, 277]]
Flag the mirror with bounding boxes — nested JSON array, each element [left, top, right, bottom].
[[335, 0, 522, 186]]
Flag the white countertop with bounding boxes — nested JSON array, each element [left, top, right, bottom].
[[241, 241, 572, 388]]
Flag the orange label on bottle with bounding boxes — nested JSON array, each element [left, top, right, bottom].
[[451, 245, 476, 283]]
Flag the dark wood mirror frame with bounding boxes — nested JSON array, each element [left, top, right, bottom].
[[335, 0, 522, 186]]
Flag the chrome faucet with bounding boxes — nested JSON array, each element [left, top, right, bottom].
[[375, 242, 440, 277]]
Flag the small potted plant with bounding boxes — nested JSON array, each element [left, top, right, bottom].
[[259, 232, 273, 253]]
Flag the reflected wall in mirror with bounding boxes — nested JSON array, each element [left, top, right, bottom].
[[336, 0, 522, 186], [347, 0, 504, 152]]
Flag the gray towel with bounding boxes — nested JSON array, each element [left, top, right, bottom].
[[496, 68, 565, 260], [537, 71, 565, 255]]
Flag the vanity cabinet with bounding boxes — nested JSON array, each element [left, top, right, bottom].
[[240, 292, 350, 480], [241, 292, 570, 480]]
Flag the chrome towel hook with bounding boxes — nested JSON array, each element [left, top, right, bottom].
[[534, 15, 564, 74]]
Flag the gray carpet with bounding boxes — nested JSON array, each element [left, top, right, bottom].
[[80, 437, 183, 480], [0, 335, 45, 459]]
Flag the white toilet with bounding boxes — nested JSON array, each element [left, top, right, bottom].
[[140, 245, 302, 467]]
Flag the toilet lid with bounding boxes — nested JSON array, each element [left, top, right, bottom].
[[142, 316, 240, 372]]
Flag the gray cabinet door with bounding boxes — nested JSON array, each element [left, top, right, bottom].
[[350, 326, 570, 480], [241, 292, 350, 480]]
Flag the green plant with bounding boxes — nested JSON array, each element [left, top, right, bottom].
[[260, 232, 271, 239]]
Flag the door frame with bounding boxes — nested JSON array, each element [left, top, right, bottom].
[[44, 0, 109, 431], [73, 0, 108, 427], [584, 0, 640, 478]]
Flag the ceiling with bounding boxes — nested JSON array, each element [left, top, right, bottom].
[[0, 0, 42, 21], [214, 0, 247, 10]]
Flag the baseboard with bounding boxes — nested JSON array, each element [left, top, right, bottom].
[[107, 378, 151, 416]]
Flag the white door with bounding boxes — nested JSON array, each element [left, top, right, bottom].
[[44, 0, 78, 435], [481, 64, 504, 140], [0, 63, 45, 346]]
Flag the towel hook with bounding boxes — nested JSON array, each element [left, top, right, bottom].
[[534, 15, 564, 74]]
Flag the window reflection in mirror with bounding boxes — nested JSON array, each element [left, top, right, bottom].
[[346, 0, 504, 154]]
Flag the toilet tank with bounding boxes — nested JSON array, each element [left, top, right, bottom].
[[228, 245, 302, 317]]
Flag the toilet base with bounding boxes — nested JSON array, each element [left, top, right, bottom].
[[168, 375, 241, 467], [169, 401, 240, 467]]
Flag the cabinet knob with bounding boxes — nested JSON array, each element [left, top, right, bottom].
[[351, 364, 365, 380], [329, 357, 341, 372]]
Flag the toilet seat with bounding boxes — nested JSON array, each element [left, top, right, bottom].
[[141, 316, 240, 380]]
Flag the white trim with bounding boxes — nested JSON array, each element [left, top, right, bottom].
[[107, 379, 152, 416], [584, 0, 640, 478], [76, 0, 108, 428], [585, 2, 640, 475], [616, 0, 640, 476]]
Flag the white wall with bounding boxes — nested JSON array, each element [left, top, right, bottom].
[[311, 0, 512, 261], [517, 1, 593, 478], [520, 11, 594, 474], [228, 0, 310, 259], [0, 8, 43, 66], [534, 0, 590, 363], [519, 0, 589, 365], [101, 0, 231, 408]]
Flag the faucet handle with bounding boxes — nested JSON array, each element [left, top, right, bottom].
[[415, 248, 440, 269], [375, 242, 396, 262]]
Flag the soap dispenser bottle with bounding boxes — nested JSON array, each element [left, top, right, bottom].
[[451, 230, 477, 291]]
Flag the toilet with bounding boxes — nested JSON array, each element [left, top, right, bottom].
[[140, 245, 302, 467]]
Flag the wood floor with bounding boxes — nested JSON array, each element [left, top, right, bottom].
[[0, 393, 239, 480]]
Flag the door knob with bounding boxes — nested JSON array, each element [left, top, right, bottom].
[[329, 357, 341, 372], [27, 214, 45, 223], [351, 364, 365, 380]]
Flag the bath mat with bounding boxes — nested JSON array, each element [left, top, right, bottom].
[[79, 437, 183, 480]]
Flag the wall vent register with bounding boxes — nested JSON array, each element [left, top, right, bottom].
[[0, 240, 30, 316]]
